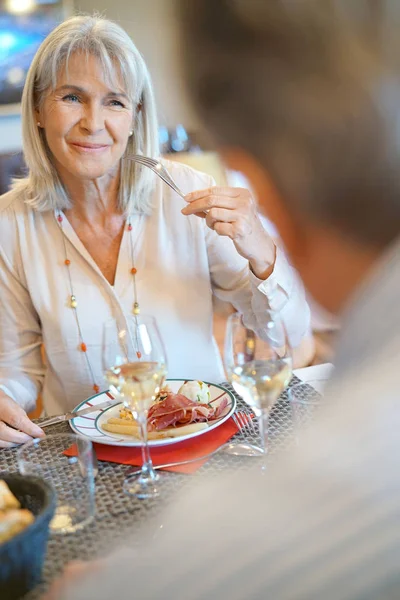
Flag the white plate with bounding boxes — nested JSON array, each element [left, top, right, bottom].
[[70, 379, 236, 447]]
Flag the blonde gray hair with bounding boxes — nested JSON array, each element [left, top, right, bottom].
[[15, 14, 159, 214]]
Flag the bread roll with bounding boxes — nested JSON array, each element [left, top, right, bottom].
[[0, 480, 20, 511], [0, 509, 34, 544]]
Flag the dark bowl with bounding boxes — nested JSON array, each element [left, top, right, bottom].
[[0, 472, 56, 600]]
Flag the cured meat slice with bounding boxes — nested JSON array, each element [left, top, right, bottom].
[[147, 392, 227, 431]]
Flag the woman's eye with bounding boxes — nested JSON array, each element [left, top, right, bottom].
[[62, 94, 80, 103], [109, 100, 125, 108]]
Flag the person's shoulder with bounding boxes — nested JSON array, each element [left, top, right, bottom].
[[0, 189, 18, 213], [161, 157, 214, 191], [0, 183, 34, 255], [0, 181, 30, 216]]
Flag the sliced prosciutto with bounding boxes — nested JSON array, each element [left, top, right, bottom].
[[147, 392, 228, 431]]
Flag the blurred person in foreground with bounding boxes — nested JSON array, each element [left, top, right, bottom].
[[44, 2, 400, 599], [0, 15, 313, 447]]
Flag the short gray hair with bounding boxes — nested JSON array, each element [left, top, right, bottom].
[[16, 14, 159, 214], [179, 1, 400, 247]]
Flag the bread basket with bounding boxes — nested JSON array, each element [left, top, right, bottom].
[[0, 472, 56, 599]]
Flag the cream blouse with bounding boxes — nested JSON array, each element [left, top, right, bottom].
[[0, 161, 311, 416]]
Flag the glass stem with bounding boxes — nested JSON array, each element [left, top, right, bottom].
[[258, 408, 269, 453], [137, 411, 157, 482]]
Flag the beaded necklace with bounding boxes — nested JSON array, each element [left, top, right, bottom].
[[56, 211, 141, 393]]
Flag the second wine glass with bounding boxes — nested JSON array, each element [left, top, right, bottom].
[[103, 315, 167, 498], [224, 310, 292, 454]]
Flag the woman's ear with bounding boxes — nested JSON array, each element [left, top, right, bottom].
[[136, 94, 143, 115], [35, 108, 42, 128]]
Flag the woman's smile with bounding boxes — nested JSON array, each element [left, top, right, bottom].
[[68, 141, 111, 154]]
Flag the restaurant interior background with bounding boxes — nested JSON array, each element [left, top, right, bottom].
[[4, 0, 388, 398]]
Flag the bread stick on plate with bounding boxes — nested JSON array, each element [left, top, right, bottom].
[[102, 421, 208, 439]]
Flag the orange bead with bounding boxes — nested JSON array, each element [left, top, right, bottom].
[[64, 259, 70, 266], [136, 351, 142, 359], [131, 267, 137, 275], [93, 384, 100, 393], [80, 343, 87, 352]]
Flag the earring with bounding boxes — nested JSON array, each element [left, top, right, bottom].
[[37, 122, 41, 127], [129, 130, 133, 137]]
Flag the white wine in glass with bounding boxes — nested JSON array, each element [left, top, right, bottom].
[[106, 361, 167, 414], [103, 315, 167, 498], [225, 311, 292, 454], [230, 358, 292, 412]]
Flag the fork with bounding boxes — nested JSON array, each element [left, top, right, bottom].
[[125, 155, 185, 199], [232, 411, 249, 430], [128, 412, 264, 473]]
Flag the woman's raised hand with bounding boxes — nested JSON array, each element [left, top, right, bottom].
[[182, 186, 276, 279]]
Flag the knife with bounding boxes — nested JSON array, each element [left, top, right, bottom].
[[39, 398, 121, 429]]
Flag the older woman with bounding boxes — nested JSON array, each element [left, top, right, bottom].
[[0, 15, 312, 447]]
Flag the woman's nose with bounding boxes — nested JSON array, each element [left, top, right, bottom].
[[80, 103, 105, 134]]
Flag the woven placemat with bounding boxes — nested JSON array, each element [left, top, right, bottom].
[[0, 375, 307, 598]]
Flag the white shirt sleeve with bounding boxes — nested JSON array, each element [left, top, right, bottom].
[[205, 218, 311, 348], [0, 214, 44, 412]]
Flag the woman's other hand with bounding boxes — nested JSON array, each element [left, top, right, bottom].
[[0, 392, 43, 448], [182, 187, 276, 279]]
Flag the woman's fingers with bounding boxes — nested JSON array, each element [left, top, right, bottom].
[[186, 186, 243, 202], [0, 438, 18, 449], [0, 421, 33, 446], [213, 222, 235, 238], [182, 194, 240, 216], [6, 407, 44, 438], [205, 208, 238, 229], [0, 394, 44, 445]]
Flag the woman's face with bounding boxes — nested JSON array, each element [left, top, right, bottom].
[[38, 52, 134, 182]]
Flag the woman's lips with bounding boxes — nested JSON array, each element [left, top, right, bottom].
[[69, 142, 110, 153]]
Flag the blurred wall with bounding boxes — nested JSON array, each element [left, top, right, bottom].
[[0, 115, 22, 153]]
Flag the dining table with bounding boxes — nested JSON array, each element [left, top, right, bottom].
[[0, 364, 332, 599]]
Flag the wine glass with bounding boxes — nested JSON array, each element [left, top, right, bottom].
[[102, 315, 167, 498], [224, 310, 292, 454]]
